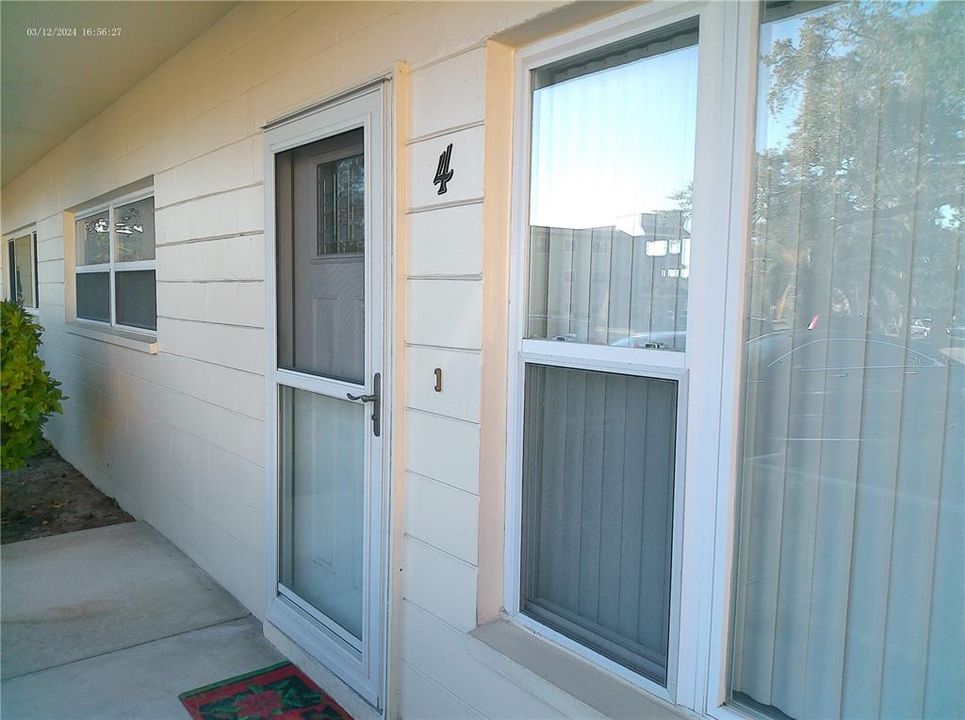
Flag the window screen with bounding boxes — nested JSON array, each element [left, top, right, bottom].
[[115, 270, 157, 331], [76, 272, 110, 323], [276, 128, 366, 383], [521, 364, 677, 685]]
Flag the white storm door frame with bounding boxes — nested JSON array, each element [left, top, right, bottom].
[[264, 81, 392, 711]]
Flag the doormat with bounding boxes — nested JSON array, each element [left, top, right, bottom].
[[179, 661, 353, 720]]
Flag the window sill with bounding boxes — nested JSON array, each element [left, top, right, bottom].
[[65, 322, 158, 354], [471, 617, 692, 720]]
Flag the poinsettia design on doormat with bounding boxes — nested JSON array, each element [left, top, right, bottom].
[[179, 661, 352, 720]]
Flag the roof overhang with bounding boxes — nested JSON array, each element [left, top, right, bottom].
[[1, 1, 237, 188]]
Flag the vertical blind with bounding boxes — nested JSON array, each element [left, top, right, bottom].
[[732, 2, 964, 719], [521, 365, 677, 685]]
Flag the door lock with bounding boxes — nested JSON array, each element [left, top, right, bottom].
[[346, 372, 381, 437]]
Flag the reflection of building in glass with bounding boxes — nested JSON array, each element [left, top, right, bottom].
[[528, 208, 690, 350]]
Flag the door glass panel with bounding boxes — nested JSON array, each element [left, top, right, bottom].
[[731, 3, 964, 719], [277, 128, 365, 383], [520, 364, 677, 685], [280, 387, 364, 641], [318, 153, 364, 255], [527, 18, 698, 351]]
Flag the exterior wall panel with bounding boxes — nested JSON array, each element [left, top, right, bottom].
[[0, 2, 665, 717]]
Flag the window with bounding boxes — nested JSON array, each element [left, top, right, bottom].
[[6, 230, 38, 310], [509, 1, 962, 718], [508, 9, 699, 698], [74, 191, 156, 332], [526, 17, 697, 351], [730, 3, 963, 719]]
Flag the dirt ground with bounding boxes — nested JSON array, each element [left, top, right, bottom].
[[1, 445, 133, 545]]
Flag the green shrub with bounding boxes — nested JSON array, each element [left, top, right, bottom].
[[1, 301, 65, 471]]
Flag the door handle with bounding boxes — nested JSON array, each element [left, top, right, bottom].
[[346, 392, 377, 402], [346, 372, 381, 437]]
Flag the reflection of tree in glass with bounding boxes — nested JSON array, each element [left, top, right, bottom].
[[115, 207, 145, 262], [84, 217, 110, 265], [749, 1, 963, 346]]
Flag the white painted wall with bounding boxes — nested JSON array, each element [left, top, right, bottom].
[[0, 2, 664, 718]]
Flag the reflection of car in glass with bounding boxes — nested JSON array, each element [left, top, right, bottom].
[[910, 317, 933, 338], [610, 331, 686, 350], [947, 324, 965, 344], [744, 330, 962, 454]]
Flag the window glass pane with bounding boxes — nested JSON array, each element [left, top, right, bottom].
[[114, 270, 156, 331], [732, 3, 963, 719], [521, 364, 677, 685], [9, 234, 35, 307], [76, 211, 110, 266], [276, 128, 365, 383], [279, 387, 364, 641], [318, 153, 364, 255], [114, 197, 155, 262], [527, 19, 697, 350], [76, 272, 110, 322]]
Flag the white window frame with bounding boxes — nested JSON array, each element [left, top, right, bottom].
[[504, 1, 759, 715], [5, 227, 39, 313], [73, 187, 157, 335], [701, 3, 761, 717]]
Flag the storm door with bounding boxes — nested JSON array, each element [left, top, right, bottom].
[[266, 84, 389, 709]]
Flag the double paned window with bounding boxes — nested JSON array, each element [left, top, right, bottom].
[[6, 231, 38, 310], [512, 13, 699, 695], [74, 192, 157, 331]]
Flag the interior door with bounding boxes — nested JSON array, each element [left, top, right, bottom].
[[267, 85, 387, 708]]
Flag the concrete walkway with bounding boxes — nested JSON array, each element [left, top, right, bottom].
[[1, 522, 284, 719]]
